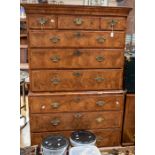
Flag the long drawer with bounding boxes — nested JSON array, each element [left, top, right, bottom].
[[31, 128, 121, 147], [30, 69, 123, 91], [29, 93, 124, 113], [29, 30, 125, 48], [31, 111, 122, 132], [30, 49, 124, 69]]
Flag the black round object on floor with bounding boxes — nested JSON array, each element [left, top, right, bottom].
[[42, 135, 69, 150]]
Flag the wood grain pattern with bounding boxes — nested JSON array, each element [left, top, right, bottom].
[[30, 69, 123, 91], [31, 128, 121, 147], [30, 49, 124, 69], [29, 30, 125, 48], [30, 111, 122, 132], [58, 15, 100, 30], [29, 93, 124, 113]]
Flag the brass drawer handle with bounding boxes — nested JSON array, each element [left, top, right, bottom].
[[96, 36, 106, 44], [74, 113, 83, 118], [50, 36, 60, 43], [51, 118, 60, 126], [38, 17, 48, 25], [96, 56, 104, 62], [73, 71, 82, 77], [51, 102, 60, 109], [74, 32, 84, 38], [74, 18, 84, 25], [109, 19, 118, 27], [51, 78, 61, 85], [50, 55, 61, 63], [94, 77, 104, 83], [96, 117, 105, 123], [96, 101, 105, 106], [73, 50, 81, 56]]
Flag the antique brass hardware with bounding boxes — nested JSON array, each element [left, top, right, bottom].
[[51, 118, 60, 126], [38, 17, 48, 25], [50, 55, 61, 63], [73, 50, 81, 56], [96, 56, 104, 62], [74, 18, 84, 25], [74, 32, 83, 38], [109, 19, 118, 27], [50, 36, 60, 43], [96, 36, 106, 43], [73, 71, 82, 77], [94, 77, 104, 83], [96, 101, 105, 106], [96, 117, 105, 123], [51, 102, 60, 109], [74, 113, 82, 118], [51, 78, 61, 85], [96, 136, 103, 142]]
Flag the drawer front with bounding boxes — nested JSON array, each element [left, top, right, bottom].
[[30, 94, 124, 113], [30, 49, 124, 69], [28, 15, 57, 29], [29, 30, 125, 48], [58, 15, 100, 30], [31, 129, 121, 147], [101, 17, 126, 30], [31, 111, 122, 132], [31, 69, 123, 91]]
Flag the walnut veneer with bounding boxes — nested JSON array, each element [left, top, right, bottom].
[[23, 4, 131, 147]]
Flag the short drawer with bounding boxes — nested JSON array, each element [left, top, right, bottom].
[[101, 17, 126, 30], [30, 49, 124, 69], [30, 111, 122, 132], [28, 15, 57, 29], [29, 93, 124, 113], [30, 69, 123, 91], [31, 129, 121, 147], [58, 15, 100, 30], [29, 30, 125, 48]]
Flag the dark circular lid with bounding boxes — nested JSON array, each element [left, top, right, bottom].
[[42, 135, 69, 150], [71, 130, 96, 144]]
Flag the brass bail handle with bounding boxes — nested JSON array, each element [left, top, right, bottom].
[[109, 19, 118, 27], [50, 55, 61, 63], [51, 102, 60, 109], [38, 17, 48, 25], [51, 78, 61, 85], [96, 101, 105, 106], [96, 36, 106, 44], [74, 113, 83, 119], [73, 71, 82, 77], [96, 56, 104, 62], [74, 18, 84, 25], [50, 36, 60, 43], [51, 118, 60, 126], [94, 76, 104, 83]]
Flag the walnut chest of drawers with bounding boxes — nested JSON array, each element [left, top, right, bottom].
[[23, 4, 131, 147]]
